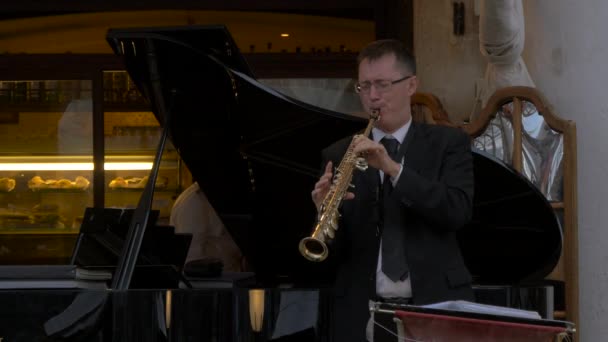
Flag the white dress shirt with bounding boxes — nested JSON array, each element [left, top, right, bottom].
[[371, 119, 413, 299], [170, 182, 243, 271]]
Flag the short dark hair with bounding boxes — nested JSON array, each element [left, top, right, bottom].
[[357, 39, 416, 75]]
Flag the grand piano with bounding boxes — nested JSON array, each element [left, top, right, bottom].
[[0, 25, 563, 341]]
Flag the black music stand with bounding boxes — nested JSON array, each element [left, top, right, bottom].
[[70, 207, 191, 287]]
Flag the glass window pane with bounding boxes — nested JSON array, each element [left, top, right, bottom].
[[259, 78, 364, 117], [0, 80, 93, 264], [103, 71, 178, 225]]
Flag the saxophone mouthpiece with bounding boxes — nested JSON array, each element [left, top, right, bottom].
[[370, 108, 381, 121]]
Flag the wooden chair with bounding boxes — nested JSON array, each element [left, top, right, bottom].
[[411, 92, 453, 126], [462, 86, 578, 336]]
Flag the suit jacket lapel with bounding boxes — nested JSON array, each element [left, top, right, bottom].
[[364, 162, 379, 196], [398, 121, 420, 170]]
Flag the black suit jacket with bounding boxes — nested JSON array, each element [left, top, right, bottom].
[[322, 122, 475, 342]]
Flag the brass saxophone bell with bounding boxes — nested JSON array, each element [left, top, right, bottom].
[[299, 236, 329, 262]]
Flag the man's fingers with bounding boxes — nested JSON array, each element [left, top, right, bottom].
[[312, 179, 330, 200], [316, 162, 334, 188], [312, 164, 355, 210], [353, 139, 374, 155], [315, 177, 330, 190], [324, 161, 333, 174], [311, 188, 323, 200]]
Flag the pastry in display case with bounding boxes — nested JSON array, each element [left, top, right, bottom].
[[32, 204, 63, 225], [104, 154, 179, 221], [28, 175, 90, 191], [0, 170, 92, 231], [0, 177, 16, 192], [0, 206, 31, 227], [0, 203, 66, 229], [108, 175, 169, 190]]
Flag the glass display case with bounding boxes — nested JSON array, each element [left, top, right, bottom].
[[0, 72, 183, 264], [0, 79, 93, 264], [103, 71, 181, 222]]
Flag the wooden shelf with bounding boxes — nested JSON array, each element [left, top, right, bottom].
[[106, 187, 177, 193], [0, 102, 151, 113], [0, 228, 79, 235]]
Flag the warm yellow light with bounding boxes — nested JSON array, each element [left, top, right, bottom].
[[280, 33, 289, 37], [104, 162, 153, 170], [0, 155, 155, 171], [0, 162, 153, 171], [249, 289, 265, 333], [165, 290, 172, 330], [0, 163, 91, 171]]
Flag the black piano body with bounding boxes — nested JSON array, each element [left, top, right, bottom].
[[462, 149, 562, 319], [0, 25, 563, 341]]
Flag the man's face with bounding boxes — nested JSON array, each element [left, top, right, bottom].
[[357, 53, 417, 133]]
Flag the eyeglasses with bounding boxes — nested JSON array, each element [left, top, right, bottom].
[[354, 75, 413, 94]]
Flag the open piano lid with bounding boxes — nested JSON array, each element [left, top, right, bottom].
[[460, 149, 562, 284], [106, 25, 562, 286], [106, 25, 366, 285]]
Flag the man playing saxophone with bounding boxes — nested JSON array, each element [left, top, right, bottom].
[[311, 39, 475, 342]]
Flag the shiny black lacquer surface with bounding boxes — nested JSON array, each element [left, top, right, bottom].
[[0, 288, 332, 342], [459, 150, 562, 284], [1, 290, 88, 341]]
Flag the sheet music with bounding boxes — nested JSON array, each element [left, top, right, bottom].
[[423, 300, 542, 320]]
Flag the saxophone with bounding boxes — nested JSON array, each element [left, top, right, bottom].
[[299, 110, 380, 262]]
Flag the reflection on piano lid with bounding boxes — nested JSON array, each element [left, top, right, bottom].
[[460, 149, 562, 284], [106, 25, 562, 287], [72, 207, 191, 272], [71, 207, 193, 289]]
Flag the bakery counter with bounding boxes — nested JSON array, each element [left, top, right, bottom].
[[0, 169, 92, 233], [0, 232, 77, 264], [0, 185, 86, 223], [0, 149, 180, 262]]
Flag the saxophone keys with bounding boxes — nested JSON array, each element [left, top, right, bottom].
[[355, 157, 368, 171], [330, 215, 339, 230], [299, 112, 378, 262]]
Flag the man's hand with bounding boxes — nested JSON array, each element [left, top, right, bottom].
[[311, 161, 355, 211], [352, 135, 401, 178]]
